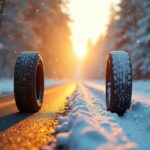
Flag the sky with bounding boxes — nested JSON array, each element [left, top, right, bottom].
[[67, 0, 120, 58]]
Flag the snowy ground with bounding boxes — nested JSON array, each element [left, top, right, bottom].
[[86, 80, 150, 104], [0, 79, 150, 149], [0, 78, 67, 95], [0, 79, 13, 94], [54, 80, 150, 150]]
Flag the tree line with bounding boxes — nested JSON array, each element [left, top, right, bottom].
[[0, 0, 75, 78], [84, 0, 150, 79]]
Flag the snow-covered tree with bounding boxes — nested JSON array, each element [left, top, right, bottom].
[[94, 0, 149, 79], [0, 1, 36, 77], [111, 0, 143, 52], [0, 0, 75, 78], [132, 0, 150, 78]]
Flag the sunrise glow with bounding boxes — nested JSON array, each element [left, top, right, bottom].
[[67, 0, 120, 59]]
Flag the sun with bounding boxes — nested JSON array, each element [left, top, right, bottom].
[[73, 39, 87, 59], [75, 47, 87, 59], [66, 0, 120, 59]]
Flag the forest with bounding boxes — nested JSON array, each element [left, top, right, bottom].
[[0, 0, 149, 79], [0, 0, 75, 79], [84, 0, 150, 79]]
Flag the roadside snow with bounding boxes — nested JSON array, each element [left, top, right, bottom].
[[0, 79, 67, 95], [55, 80, 150, 150], [56, 83, 137, 150], [44, 79, 67, 88], [84, 81, 150, 150], [116, 101, 150, 150], [132, 80, 150, 104], [87, 79, 150, 104], [0, 79, 13, 94]]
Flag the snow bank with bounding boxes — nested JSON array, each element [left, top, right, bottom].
[[56, 83, 137, 150], [0, 78, 13, 94], [115, 101, 150, 150], [0, 78, 67, 95], [44, 79, 67, 88], [85, 79, 150, 104], [132, 80, 150, 104], [83, 81, 150, 149]]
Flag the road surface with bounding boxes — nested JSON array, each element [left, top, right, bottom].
[[1, 80, 150, 150], [0, 82, 76, 150]]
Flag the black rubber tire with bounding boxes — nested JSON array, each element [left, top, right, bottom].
[[14, 51, 44, 113], [106, 51, 132, 116]]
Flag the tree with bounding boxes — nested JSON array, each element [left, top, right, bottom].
[[132, 0, 150, 78], [93, 6, 119, 78], [0, 0, 75, 78], [0, 0, 5, 27], [94, 0, 149, 79], [0, 1, 38, 77]]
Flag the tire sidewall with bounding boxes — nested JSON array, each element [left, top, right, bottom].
[[34, 57, 44, 108], [32, 55, 44, 111]]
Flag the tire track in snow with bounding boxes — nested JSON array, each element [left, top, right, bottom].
[[84, 81, 150, 150], [55, 83, 137, 150]]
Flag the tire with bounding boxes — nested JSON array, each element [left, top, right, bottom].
[[14, 51, 44, 113], [106, 51, 132, 116]]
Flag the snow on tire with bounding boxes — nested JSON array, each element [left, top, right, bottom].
[[106, 51, 132, 116], [14, 51, 44, 113]]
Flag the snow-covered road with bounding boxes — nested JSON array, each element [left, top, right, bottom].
[[56, 81, 150, 150]]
